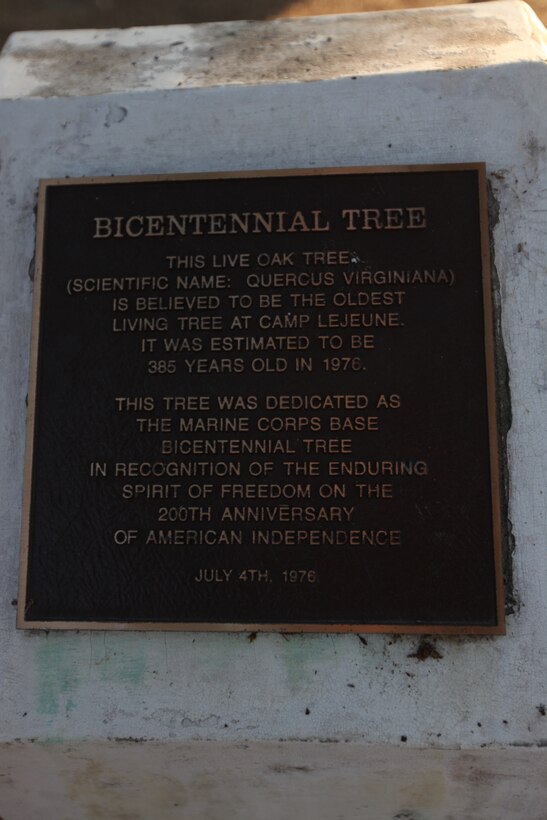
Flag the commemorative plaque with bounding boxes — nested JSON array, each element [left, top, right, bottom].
[[18, 165, 504, 633]]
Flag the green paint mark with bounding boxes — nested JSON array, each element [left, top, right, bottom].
[[36, 736, 66, 746], [279, 634, 323, 690], [36, 638, 80, 716], [98, 653, 145, 686], [94, 634, 146, 687]]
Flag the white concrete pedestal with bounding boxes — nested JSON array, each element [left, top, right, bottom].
[[0, 3, 546, 817]]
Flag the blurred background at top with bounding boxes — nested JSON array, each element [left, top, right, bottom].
[[1, 0, 546, 50]]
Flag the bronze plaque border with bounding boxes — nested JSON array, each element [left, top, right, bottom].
[[17, 163, 505, 635]]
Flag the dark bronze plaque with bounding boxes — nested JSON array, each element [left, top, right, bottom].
[[18, 165, 504, 633]]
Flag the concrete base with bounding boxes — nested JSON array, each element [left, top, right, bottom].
[[1, 740, 547, 820]]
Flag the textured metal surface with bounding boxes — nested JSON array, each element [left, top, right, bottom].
[[19, 165, 503, 631]]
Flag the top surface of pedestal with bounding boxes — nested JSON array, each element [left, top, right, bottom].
[[0, 1, 545, 99]]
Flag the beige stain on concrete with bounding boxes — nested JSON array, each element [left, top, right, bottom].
[[1, 741, 547, 820], [65, 755, 186, 820]]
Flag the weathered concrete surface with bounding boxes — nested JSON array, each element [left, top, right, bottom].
[[1, 740, 547, 820], [0, 1, 545, 98], [0, 10, 546, 818]]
